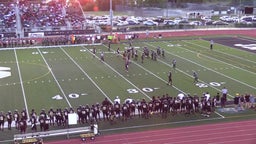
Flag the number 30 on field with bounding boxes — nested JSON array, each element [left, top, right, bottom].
[[127, 87, 154, 94]]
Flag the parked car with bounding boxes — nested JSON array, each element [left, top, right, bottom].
[[189, 21, 202, 26], [163, 20, 176, 25], [143, 20, 158, 26], [205, 20, 214, 25], [240, 16, 253, 22], [212, 21, 229, 25], [178, 20, 190, 25], [153, 16, 165, 23], [201, 16, 211, 21], [117, 21, 129, 26], [126, 20, 140, 25]]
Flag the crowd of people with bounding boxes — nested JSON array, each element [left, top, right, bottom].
[[0, 0, 88, 34], [1, 91, 254, 133], [0, 2, 16, 32], [19, 0, 66, 29]]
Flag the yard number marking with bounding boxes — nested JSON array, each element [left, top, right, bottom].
[[196, 82, 225, 88], [0, 67, 11, 79], [127, 87, 154, 94]]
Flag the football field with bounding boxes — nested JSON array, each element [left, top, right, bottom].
[[0, 36, 256, 118]]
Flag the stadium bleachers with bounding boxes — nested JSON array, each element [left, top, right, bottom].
[[0, 0, 91, 37], [0, 2, 16, 32]]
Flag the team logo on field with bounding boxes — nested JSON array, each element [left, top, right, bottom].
[[234, 44, 256, 50], [0, 67, 11, 79]]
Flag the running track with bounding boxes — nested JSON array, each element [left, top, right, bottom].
[[46, 119, 256, 144]]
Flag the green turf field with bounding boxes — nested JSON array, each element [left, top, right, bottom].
[[0, 36, 256, 143], [1, 37, 255, 113]]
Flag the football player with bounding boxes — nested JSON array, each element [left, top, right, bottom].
[[167, 71, 172, 86]]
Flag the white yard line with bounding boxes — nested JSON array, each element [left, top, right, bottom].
[[37, 48, 72, 108], [59, 47, 114, 104], [183, 40, 256, 68], [14, 49, 29, 119], [161, 41, 256, 90]]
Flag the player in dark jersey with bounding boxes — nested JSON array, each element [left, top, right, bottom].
[[137, 99, 143, 117], [245, 93, 250, 109], [101, 104, 108, 121], [125, 57, 129, 72], [134, 50, 138, 61], [55, 109, 63, 126], [234, 94, 240, 110], [167, 71, 172, 86], [161, 49, 165, 58], [157, 47, 161, 56], [48, 108, 55, 126], [93, 46, 96, 57], [116, 47, 120, 56], [77, 106, 82, 124], [142, 102, 149, 119], [122, 103, 129, 121], [19, 119, 27, 134], [6, 111, 12, 130], [95, 103, 101, 121], [39, 116, 46, 131], [13, 110, 20, 129], [109, 105, 116, 125], [91, 105, 98, 122], [63, 108, 69, 126], [114, 101, 121, 119], [162, 100, 169, 119], [21, 109, 28, 121], [85, 105, 90, 123], [129, 101, 136, 118], [30, 115, 37, 132], [148, 100, 154, 116], [108, 41, 111, 51], [154, 98, 161, 114]]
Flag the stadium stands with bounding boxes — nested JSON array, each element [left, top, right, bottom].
[[0, 2, 16, 33], [0, 0, 95, 38]]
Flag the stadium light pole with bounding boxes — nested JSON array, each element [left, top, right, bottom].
[[110, 0, 113, 33]]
